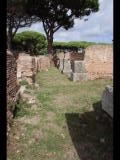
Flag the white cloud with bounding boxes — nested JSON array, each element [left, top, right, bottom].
[[18, 0, 113, 43]]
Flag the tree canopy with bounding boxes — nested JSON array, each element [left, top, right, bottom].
[[25, 0, 99, 54], [7, 0, 39, 50], [12, 31, 47, 55]]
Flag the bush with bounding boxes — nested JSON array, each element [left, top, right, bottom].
[[38, 48, 48, 55], [53, 41, 109, 51], [12, 31, 47, 55]]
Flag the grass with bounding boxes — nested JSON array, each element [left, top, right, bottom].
[[19, 80, 29, 86], [8, 67, 113, 160]]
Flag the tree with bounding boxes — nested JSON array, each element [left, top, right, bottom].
[[12, 31, 47, 55], [7, 0, 39, 50], [25, 0, 99, 55]]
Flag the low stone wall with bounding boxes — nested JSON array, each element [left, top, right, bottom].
[[7, 50, 20, 135], [37, 55, 51, 71], [58, 45, 113, 82], [62, 59, 72, 77], [102, 85, 113, 118], [56, 52, 84, 61], [71, 61, 88, 82], [56, 52, 70, 60], [17, 53, 36, 84], [17, 53, 51, 84], [7, 50, 20, 103]]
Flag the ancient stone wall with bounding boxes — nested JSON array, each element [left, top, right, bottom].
[[70, 52, 84, 61], [17, 53, 36, 84], [7, 50, 20, 135], [37, 55, 51, 71], [57, 45, 113, 81], [71, 61, 88, 82], [56, 52, 84, 76], [17, 53, 51, 84], [84, 45, 113, 80], [56, 52, 84, 60], [7, 50, 20, 104]]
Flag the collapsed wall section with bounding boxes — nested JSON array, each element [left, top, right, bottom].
[[17, 53, 36, 84], [17, 53, 51, 84], [56, 52, 84, 78], [57, 45, 113, 82]]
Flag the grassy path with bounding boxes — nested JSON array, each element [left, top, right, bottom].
[[8, 67, 113, 160]]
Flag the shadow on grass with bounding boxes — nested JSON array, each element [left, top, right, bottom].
[[65, 101, 113, 160], [67, 77, 73, 81]]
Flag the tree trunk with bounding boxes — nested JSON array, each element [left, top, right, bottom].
[[47, 36, 53, 55], [7, 35, 12, 51], [47, 35, 54, 66], [7, 30, 12, 51]]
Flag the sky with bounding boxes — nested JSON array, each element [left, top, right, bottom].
[[18, 0, 113, 43]]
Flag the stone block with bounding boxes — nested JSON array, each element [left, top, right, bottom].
[[59, 59, 64, 71], [102, 85, 113, 118], [71, 73, 88, 82], [71, 60, 86, 73], [63, 70, 72, 78], [62, 59, 71, 72], [62, 59, 72, 77]]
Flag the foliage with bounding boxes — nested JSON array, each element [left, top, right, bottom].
[[39, 48, 48, 55], [19, 80, 29, 86], [25, 0, 99, 54], [14, 100, 32, 117], [7, 0, 39, 50], [12, 31, 47, 55], [53, 41, 97, 50], [53, 41, 111, 51]]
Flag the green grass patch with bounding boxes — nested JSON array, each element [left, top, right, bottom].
[[19, 80, 29, 86], [14, 100, 34, 118], [8, 67, 113, 160]]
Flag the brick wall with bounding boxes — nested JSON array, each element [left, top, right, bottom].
[[84, 45, 113, 80], [70, 52, 84, 60], [7, 50, 19, 104], [56, 52, 84, 60], [7, 50, 20, 135], [57, 45, 113, 81]]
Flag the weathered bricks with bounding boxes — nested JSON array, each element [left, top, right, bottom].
[[7, 50, 19, 103], [57, 45, 113, 81], [7, 50, 20, 135], [17, 53, 51, 84], [84, 45, 113, 80]]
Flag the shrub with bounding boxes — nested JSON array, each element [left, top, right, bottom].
[[38, 48, 48, 55], [12, 31, 47, 55], [53, 41, 109, 51]]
